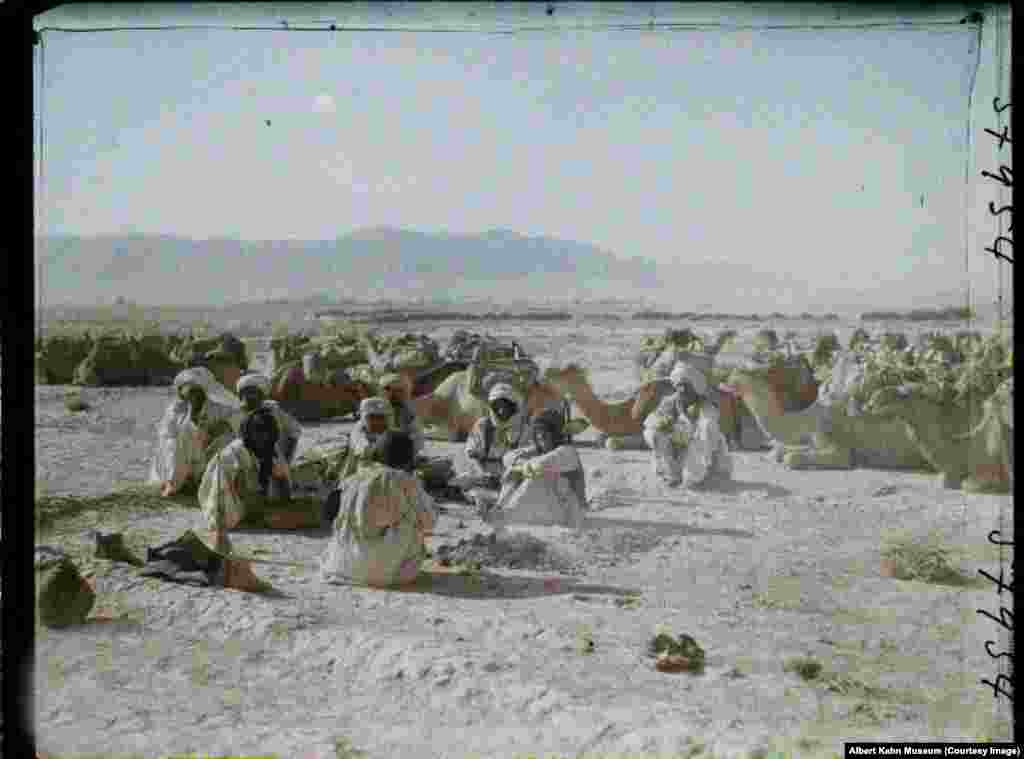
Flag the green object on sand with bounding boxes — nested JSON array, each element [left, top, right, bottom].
[[36, 551, 96, 628]]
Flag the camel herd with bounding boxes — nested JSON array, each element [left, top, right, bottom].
[[38, 322, 1011, 496]]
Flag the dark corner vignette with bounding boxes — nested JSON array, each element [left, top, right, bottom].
[[3, 5, 49, 759]]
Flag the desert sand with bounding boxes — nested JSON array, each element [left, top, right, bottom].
[[32, 320, 1014, 759]]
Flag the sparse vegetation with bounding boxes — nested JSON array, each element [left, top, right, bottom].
[[30, 303, 1015, 755], [784, 655, 823, 681], [880, 532, 979, 587], [334, 736, 369, 759], [36, 485, 195, 533]]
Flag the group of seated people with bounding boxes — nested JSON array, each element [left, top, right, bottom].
[[146, 356, 731, 591]]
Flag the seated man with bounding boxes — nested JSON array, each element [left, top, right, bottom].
[[462, 383, 530, 512], [643, 362, 733, 489], [150, 367, 239, 497], [337, 397, 392, 481], [320, 431, 437, 588], [487, 408, 587, 530], [197, 373, 303, 552], [378, 372, 426, 457]]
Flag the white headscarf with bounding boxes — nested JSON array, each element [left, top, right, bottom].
[[360, 397, 392, 417], [173, 367, 240, 410], [488, 383, 522, 406], [236, 373, 271, 396], [669, 362, 708, 397]]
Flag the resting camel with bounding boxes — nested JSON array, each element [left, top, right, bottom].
[[866, 383, 1011, 493], [271, 365, 374, 422], [728, 365, 932, 471], [542, 364, 676, 448], [410, 368, 569, 441]]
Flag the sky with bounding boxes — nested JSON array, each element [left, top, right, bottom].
[[32, 7, 1013, 312]]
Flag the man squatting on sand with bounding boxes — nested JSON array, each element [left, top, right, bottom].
[[197, 372, 303, 553], [150, 367, 240, 498], [463, 382, 531, 512], [123, 371, 304, 592], [644, 361, 733, 489], [320, 430, 437, 587], [484, 408, 587, 531]]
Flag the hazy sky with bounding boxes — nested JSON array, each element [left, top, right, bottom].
[[32, 10, 1011, 309]]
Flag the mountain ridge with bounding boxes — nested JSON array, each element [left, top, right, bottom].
[[35, 228, 990, 316]]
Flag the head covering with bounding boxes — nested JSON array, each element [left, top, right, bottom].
[[488, 383, 522, 406], [670, 362, 708, 397], [236, 373, 271, 396], [360, 397, 392, 417], [173, 367, 241, 409]]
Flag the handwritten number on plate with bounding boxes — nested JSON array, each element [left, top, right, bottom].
[[977, 606, 1014, 635], [978, 676, 1011, 700], [985, 640, 1014, 662], [981, 166, 1013, 188], [986, 126, 1012, 149]]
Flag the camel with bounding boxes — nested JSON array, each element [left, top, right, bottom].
[[728, 365, 933, 471], [410, 368, 571, 442], [270, 365, 374, 423], [866, 383, 1011, 493], [269, 359, 465, 423], [542, 364, 674, 448], [359, 331, 442, 392], [627, 372, 769, 452]]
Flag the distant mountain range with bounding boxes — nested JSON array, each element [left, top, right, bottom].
[[36, 227, 998, 318], [38, 227, 661, 305]]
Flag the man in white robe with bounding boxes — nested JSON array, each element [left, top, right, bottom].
[[644, 362, 733, 489], [487, 408, 586, 530], [149, 367, 240, 497], [197, 373, 303, 551], [462, 383, 530, 512]]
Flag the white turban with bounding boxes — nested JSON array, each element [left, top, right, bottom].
[[488, 383, 521, 406], [174, 367, 214, 392], [360, 397, 392, 417], [669, 362, 708, 397], [236, 373, 271, 395], [174, 367, 241, 409]]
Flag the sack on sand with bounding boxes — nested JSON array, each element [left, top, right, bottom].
[[36, 548, 95, 628], [73, 334, 143, 386], [139, 530, 272, 591], [36, 334, 93, 384], [177, 333, 249, 371], [131, 333, 183, 386], [139, 529, 224, 586]]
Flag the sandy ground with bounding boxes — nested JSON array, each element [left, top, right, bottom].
[[32, 323, 1015, 758]]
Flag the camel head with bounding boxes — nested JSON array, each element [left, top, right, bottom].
[[542, 363, 589, 398], [631, 378, 675, 421]]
